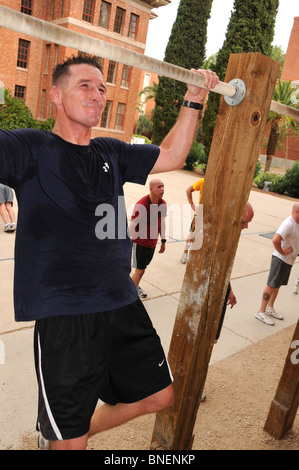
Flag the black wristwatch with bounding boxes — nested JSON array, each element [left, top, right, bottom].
[[182, 100, 203, 110]]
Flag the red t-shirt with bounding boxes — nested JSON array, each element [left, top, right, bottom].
[[131, 195, 167, 248]]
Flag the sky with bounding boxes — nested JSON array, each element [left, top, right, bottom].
[[145, 0, 299, 61]]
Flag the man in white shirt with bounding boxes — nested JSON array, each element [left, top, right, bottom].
[[256, 202, 299, 325]]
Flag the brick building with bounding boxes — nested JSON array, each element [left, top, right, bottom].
[[261, 16, 299, 166], [0, 0, 170, 142]]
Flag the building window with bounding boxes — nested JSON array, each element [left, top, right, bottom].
[[45, 44, 51, 74], [82, 0, 95, 23], [21, 0, 32, 15], [128, 13, 139, 40], [100, 100, 112, 128], [41, 90, 46, 119], [113, 7, 125, 34], [99, 1, 111, 29], [115, 103, 126, 130], [107, 60, 117, 84], [14, 85, 26, 101], [17, 39, 30, 68], [121, 65, 131, 87]]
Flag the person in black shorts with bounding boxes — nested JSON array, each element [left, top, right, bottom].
[[256, 202, 299, 325], [0, 54, 219, 450], [130, 178, 167, 298]]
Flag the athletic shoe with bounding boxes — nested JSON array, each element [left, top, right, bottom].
[[255, 312, 275, 326], [180, 253, 188, 264], [4, 224, 10, 232], [137, 286, 147, 298], [266, 307, 284, 320], [37, 433, 50, 450], [9, 223, 16, 232]]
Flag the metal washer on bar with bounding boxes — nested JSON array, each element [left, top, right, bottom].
[[224, 78, 246, 106]]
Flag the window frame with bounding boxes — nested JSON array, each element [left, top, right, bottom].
[[14, 85, 26, 101], [113, 7, 125, 34], [99, 1, 111, 29], [121, 65, 131, 88], [82, 0, 95, 23], [115, 102, 126, 131], [17, 39, 30, 69], [128, 13, 139, 40], [21, 0, 33, 15], [100, 100, 112, 128]]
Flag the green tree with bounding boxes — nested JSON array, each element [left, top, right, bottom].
[[137, 81, 158, 111], [0, 89, 54, 130], [135, 114, 153, 137], [264, 79, 299, 171], [202, 0, 279, 154], [152, 0, 213, 145]]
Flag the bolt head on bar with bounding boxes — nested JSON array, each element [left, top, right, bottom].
[[224, 79, 246, 106]]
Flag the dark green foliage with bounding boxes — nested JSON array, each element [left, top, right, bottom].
[[202, 0, 279, 154], [184, 142, 207, 171], [283, 161, 299, 198], [152, 0, 213, 145], [0, 89, 55, 130], [254, 161, 299, 198]]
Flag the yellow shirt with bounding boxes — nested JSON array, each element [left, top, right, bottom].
[[192, 178, 204, 203]]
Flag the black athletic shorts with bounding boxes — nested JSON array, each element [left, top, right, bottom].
[[132, 242, 155, 270], [267, 255, 292, 288], [34, 299, 172, 441]]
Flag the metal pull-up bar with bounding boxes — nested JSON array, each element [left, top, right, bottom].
[[0, 5, 299, 121]]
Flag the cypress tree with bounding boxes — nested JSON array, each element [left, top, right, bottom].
[[152, 0, 213, 145], [202, 0, 279, 154]]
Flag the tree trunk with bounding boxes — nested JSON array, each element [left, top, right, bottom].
[[265, 117, 283, 172]]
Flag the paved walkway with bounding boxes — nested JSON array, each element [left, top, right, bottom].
[[0, 169, 298, 449]]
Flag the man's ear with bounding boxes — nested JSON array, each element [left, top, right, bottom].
[[50, 85, 62, 105]]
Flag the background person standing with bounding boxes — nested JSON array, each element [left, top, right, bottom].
[[130, 178, 167, 298], [0, 183, 16, 232], [256, 202, 299, 325]]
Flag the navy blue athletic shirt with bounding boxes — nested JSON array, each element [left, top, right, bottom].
[[0, 129, 160, 321]]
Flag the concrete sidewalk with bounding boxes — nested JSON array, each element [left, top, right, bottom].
[[0, 169, 298, 449]]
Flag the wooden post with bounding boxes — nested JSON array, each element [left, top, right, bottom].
[[150, 53, 280, 450], [264, 319, 299, 439]]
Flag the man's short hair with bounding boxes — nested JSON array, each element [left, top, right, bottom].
[[52, 54, 103, 85]]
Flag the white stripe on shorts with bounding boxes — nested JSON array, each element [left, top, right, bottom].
[[38, 333, 63, 441]]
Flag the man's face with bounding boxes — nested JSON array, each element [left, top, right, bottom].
[[151, 182, 164, 199], [242, 206, 253, 229], [53, 64, 107, 129]]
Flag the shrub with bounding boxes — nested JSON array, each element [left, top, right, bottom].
[[283, 161, 299, 198], [184, 142, 207, 171], [254, 171, 286, 193]]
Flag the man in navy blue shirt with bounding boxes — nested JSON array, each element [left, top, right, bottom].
[[0, 55, 219, 450]]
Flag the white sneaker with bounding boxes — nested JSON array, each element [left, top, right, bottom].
[[180, 253, 188, 264], [137, 286, 147, 298], [9, 223, 16, 232], [266, 307, 284, 320], [4, 224, 10, 232], [255, 312, 275, 326]]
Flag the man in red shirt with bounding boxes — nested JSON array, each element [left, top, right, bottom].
[[130, 178, 167, 298]]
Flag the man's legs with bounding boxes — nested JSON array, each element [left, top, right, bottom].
[[50, 384, 174, 450], [0, 202, 9, 224], [131, 267, 145, 289], [260, 285, 278, 313], [5, 202, 16, 224], [256, 285, 280, 325], [266, 287, 279, 309]]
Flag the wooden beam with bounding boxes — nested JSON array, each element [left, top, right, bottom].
[[264, 319, 299, 439], [150, 53, 280, 450]]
